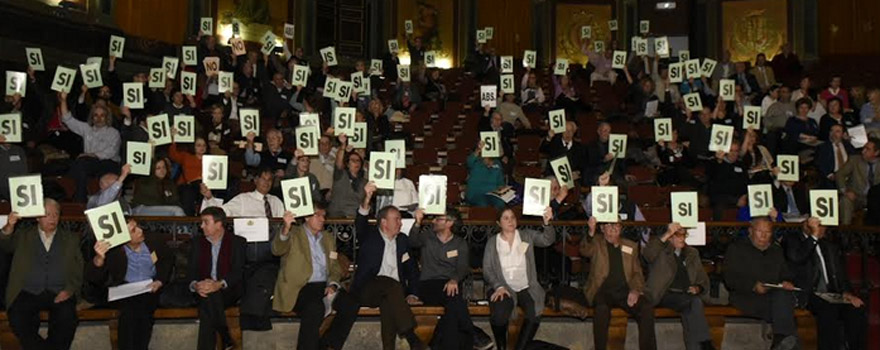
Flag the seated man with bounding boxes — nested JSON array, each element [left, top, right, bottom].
[[60, 91, 122, 203], [188, 207, 246, 350], [88, 163, 131, 211], [1, 200, 82, 350], [244, 129, 293, 197], [781, 217, 866, 350], [581, 218, 656, 350], [835, 137, 880, 225], [410, 208, 483, 350], [351, 182, 425, 350], [724, 218, 799, 350], [200, 166, 284, 218], [272, 205, 359, 350], [643, 223, 715, 350]]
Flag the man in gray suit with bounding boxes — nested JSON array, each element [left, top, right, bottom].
[[643, 223, 714, 350], [836, 137, 880, 224]]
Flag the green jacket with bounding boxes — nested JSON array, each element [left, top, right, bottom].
[[271, 225, 342, 312], [0, 226, 84, 307]]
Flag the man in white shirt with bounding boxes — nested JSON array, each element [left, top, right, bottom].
[[200, 167, 284, 217]]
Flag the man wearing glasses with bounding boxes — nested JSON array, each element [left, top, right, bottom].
[[643, 223, 715, 350]]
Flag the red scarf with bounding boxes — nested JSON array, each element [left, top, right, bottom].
[[198, 232, 232, 280]]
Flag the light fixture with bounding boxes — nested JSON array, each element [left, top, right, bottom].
[[656, 1, 676, 10]]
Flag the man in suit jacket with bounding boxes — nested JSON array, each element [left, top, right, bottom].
[[0, 199, 83, 350], [271, 204, 359, 350], [781, 218, 866, 350], [580, 218, 655, 350], [723, 218, 799, 350], [729, 62, 761, 99], [772, 181, 810, 220], [188, 207, 246, 350], [88, 217, 173, 350], [816, 124, 856, 186], [351, 182, 425, 350], [836, 137, 880, 224], [586, 122, 627, 186], [540, 119, 587, 184], [644, 223, 714, 350], [750, 53, 777, 92]]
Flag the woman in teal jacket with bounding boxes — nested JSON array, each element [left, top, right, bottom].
[[465, 141, 507, 208]]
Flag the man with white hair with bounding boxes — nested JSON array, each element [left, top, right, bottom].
[[87, 163, 131, 211]]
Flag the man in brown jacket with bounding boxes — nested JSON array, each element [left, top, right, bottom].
[[581, 217, 656, 350], [643, 223, 714, 350], [271, 204, 359, 350]]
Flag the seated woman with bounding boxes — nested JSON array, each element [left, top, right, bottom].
[[818, 97, 860, 141], [784, 98, 820, 153], [88, 217, 173, 350], [520, 68, 546, 112], [483, 206, 555, 350], [169, 135, 212, 216], [465, 140, 507, 208], [326, 134, 367, 218], [131, 158, 186, 216]]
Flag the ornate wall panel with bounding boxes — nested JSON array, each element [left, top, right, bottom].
[[554, 3, 613, 64], [721, 0, 788, 64]]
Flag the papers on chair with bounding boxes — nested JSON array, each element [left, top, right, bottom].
[[763, 283, 802, 291], [233, 218, 269, 242], [815, 292, 848, 304], [487, 186, 516, 203], [848, 125, 868, 148], [108, 279, 153, 302]]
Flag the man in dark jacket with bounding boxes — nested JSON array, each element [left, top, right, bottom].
[[189, 207, 246, 350], [643, 223, 714, 350], [781, 217, 866, 350], [351, 182, 425, 350], [540, 120, 587, 185], [723, 218, 799, 350], [815, 124, 856, 188], [706, 140, 748, 221]]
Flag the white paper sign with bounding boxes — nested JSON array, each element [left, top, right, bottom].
[[548, 109, 566, 134], [685, 222, 706, 246], [397, 65, 411, 82], [554, 59, 569, 76], [671, 192, 699, 228], [148, 68, 166, 89], [291, 65, 310, 87], [608, 134, 627, 159], [174, 115, 195, 143], [748, 184, 774, 217], [743, 106, 762, 130], [418, 175, 447, 215], [260, 31, 278, 56], [519, 178, 550, 217], [405, 20, 414, 34], [351, 71, 365, 94], [608, 20, 619, 31], [296, 125, 320, 156], [109, 35, 125, 58], [777, 155, 799, 182], [480, 131, 501, 158], [385, 139, 406, 168], [550, 156, 575, 189], [655, 37, 670, 57], [581, 26, 592, 39], [108, 279, 153, 302], [334, 107, 356, 136], [202, 155, 228, 190], [123, 82, 144, 109], [684, 59, 701, 79], [180, 71, 197, 96], [369, 152, 396, 190], [810, 190, 839, 226], [240, 109, 260, 136], [351, 122, 368, 149], [701, 58, 717, 78], [635, 37, 649, 56], [162, 56, 179, 79], [200, 17, 213, 36], [0, 113, 22, 143], [299, 113, 320, 128], [523, 50, 536, 68], [592, 186, 619, 222], [370, 59, 383, 76], [203, 57, 219, 77], [612, 51, 627, 69], [500, 56, 513, 74], [594, 41, 606, 53], [5, 72, 26, 98], [8, 175, 44, 218], [480, 85, 497, 108], [708, 124, 734, 152], [281, 178, 315, 218], [683, 92, 703, 112], [679, 50, 690, 61], [86, 201, 131, 249], [719, 79, 735, 101], [388, 39, 400, 54], [485, 27, 494, 39], [654, 118, 673, 142], [847, 125, 868, 148], [182, 46, 197, 66], [639, 20, 650, 34], [126, 141, 153, 176], [500, 74, 515, 94], [234, 218, 269, 242], [320, 46, 337, 66], [424, 51, 436, 68], [147, 114, 172, 146], [284, 23, 295, 39], [334, 81, 353, 102], [78, 63, 103, 90], [51, 66, 76, 93], [669, 62, 683, 83], [25, 48, 44, 71], [323, 78, 340, 99]]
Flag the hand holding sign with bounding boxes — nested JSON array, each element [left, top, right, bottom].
[[203, 57, 219, 77], [261, 31, 278, 56], [550, 156, 575, 189], [501, 56, 513, 74], [523, 178, 551, 217], [0, 113, 23, 143], [147, 114, 171, 146], [654, 118, 673, 142], [743, 106, 762, 130], [25, 48, 44, 71], [683, 92, 703, 112], [334, 107, 356, 136], [810, 190, 838, 226], [199, 18, 213, 36], [385, 139, 406, 168], [548, 109, 566, 134], [51, 66, 76, 93], [174, 115, 195, 143], [418, 175, 448, 215], [148, 68, 166, 89], [281, 177, 315, 218], [612, 51, 627, 69], [748, 184, 774, 217], [180, 71, 197, 96], [776, 155, 799, 182], [86, 201, 131, 249], [480, 85, 497, 108], [218, 71, 234, 93], [523, 50, 536, 68], [109, 35, 125, 58], [296, 125, 320, 156], [671, 192, 698, 228], [369, 152, 396, 189], [240, 109, 260, 137], [6, 72, 27, 98], [202, 155, 228, 190], [592, 186, 619, 222], [480, 131, 501, 158], [655, 37, 670, 57], [123, 83, 144, 109], [182, 46, 197, 66], [669, 62, 683, 83], [398, 65, 411, 82], [284, 23, 295, 39], [500, 74, 514, 94], [608, 134, 627, 159], [720, 79, 735, 101], [639, 20, 650, 34], [708, 124, 734, 152], [126, 142, 153, 176], [8, 175, 44, 218], [351, 122, 368, 149]]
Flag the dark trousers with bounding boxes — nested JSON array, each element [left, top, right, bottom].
[[356, 276, 416, 350], [736, 290, 797, 336], [807, 294, 866, 350], [593, 290, 656, 350], [115, 292, 159, 350], [7, 291, 78, 350], [417, 279, 474, 350], [658, 293, 711, 350], [293, 282, 359, 350], [197, 289, 239, 350], [69, 157, 119, 202], [489, 288, 538, 326]]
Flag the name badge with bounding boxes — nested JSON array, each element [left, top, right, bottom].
[[10, 155, 21, 162], [519, 242, 530, 254], [734, 167, 743, 173], [329, 251, 338, 260], [151, 252, 158, 264], [446, 250, 458, 258], [621, 245, 633, 255], [402, 252, 410, 263], [619, 213, 628, 220], [278, 158, 288, 164]]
